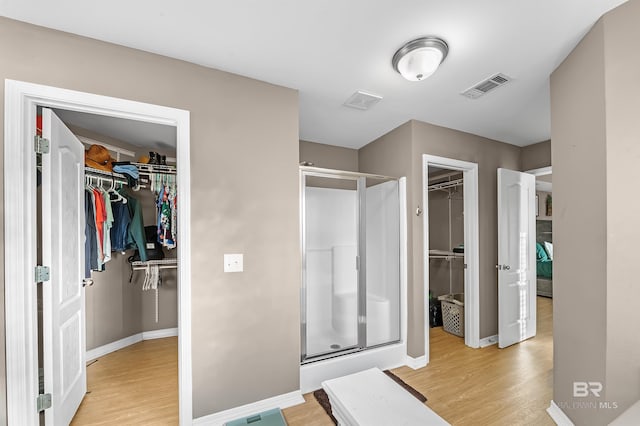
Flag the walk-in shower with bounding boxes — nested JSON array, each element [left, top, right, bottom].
[[301, 167, 401, 363]]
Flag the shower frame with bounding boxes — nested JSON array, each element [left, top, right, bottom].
[[300, 166, 401, 364]]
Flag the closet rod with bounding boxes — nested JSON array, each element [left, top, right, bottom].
[[130, 259, 178, 270], [132, 265, 177, 271], [85, 166, 128, 185], [428, 178, 463, 192]]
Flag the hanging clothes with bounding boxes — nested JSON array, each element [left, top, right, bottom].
[[111, 199, 132, 252], [101, 189, 114, 264], [92, 188, 106, 270], [171, 192, 177, 245], [84, 189, 98, 278], [122, 190, 148, 262], [156, 184, 176, 249]]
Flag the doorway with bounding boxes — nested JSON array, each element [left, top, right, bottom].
[[4, 80, 192, 425], [422, 155, 480, 361]]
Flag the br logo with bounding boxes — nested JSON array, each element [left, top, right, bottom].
[[573, 382, 603, 397]]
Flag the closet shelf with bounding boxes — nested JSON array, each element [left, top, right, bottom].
[[428, 178, 463, 192], [429, 249, 464, 260], [134, 162, 176, 175], [130, 258, 178, 270], [85, 166, 128, 184]]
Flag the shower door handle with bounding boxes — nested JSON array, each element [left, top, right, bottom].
[[355, 256, 360, 271]]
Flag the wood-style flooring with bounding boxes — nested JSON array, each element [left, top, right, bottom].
[[71, 296, 552, 425], [283, 296, 554, 426], [71, 337, 178, 425]]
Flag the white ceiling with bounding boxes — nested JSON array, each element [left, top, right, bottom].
[[53, 109, 177, 151], [1, 0, 628, 149]]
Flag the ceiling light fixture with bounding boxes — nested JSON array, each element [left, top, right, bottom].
[[392, 36, 449, 81]]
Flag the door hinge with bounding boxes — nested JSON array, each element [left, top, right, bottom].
[[37, 393, 52, 412], [35, 265, 50, 283], [34, 135, 50, 154]]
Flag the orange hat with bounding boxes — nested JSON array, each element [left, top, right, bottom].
[[85, 144, 114, 172]]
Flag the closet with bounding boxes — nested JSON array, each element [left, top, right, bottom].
[[83, 160, 178, 338], [36, 107, 180, 423], [427, 167, 465, 337]]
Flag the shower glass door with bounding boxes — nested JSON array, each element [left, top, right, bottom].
[[301, 169, 401, 363], [302, 173, 359, 359], [365, 177, 401, 347]]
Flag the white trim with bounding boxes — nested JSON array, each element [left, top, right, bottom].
[[399, 178, 409, 354], [143, 327, 179, 340], [193, 391, 304, 426], [547, 400, 575, 426], [4, 78, 40, 425], [525, 166, 552, 176], [4, 79, 193, 425], [479, 335, 498, 348], [85, 328, 179, 362], [422, 154, 481, 363], [86, 334, 143, 362], [300, 342, 407, 393], [405, 355, 427, 370]]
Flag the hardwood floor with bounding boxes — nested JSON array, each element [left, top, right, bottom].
[[71, 297, 552, 425], [71, 337, 178, 425], [283, 296, 554, 426]]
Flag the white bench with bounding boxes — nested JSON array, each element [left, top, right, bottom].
[[322, 368, 450, 426]]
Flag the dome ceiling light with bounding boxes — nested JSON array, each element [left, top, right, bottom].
[[392, 36, 449, 81]]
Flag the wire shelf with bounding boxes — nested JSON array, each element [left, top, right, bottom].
[[130, 258, 178, 270]]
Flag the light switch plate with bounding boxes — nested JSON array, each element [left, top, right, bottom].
[[224, 254, 243, 273]]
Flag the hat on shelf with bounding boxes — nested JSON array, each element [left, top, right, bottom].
[[85, 144, 114, 172]]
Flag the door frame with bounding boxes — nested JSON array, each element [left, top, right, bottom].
[[3, 79, 193, 425], [525, 166, 552, 177], [422, 154, 480, 359]]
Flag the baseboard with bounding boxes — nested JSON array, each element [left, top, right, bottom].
[[142, 327, 178, 340], [193, 390, 304, 425], [86, 333, 143, 362], [86, 327, 178, 362], [547, 400, 575, 426], [405, 355, 427, 370], [479, 334, 498, 348]]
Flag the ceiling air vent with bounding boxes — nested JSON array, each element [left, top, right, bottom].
[[343, 91, 383, 110], [461, 73, 512, 99]]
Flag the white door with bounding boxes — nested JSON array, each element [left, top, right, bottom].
[[41, 108, 87, 424], [497, 168, 536, 348]]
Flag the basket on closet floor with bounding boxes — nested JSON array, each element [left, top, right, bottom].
[[437, 293, 464, 337]]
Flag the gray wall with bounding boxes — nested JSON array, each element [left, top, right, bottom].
[[602, 0, 640, 416], [0, 17, 300, 419], [411, 120, 521, 342], [550, 0, 640, 422], [299, 140, 358, 171], [357, 122, 418, 352], [521, 140, 551, 170], [359, 120, 521, 356]]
